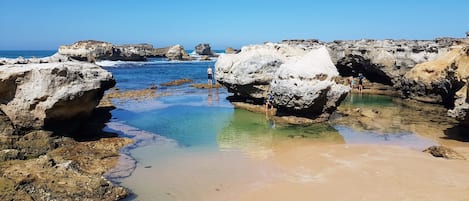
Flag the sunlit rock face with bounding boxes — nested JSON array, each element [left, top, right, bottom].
[[58, 40, 190, 62], [215, 42, 349, 121], [0, 61, 115, 131]]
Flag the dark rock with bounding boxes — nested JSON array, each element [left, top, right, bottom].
[[195, 43, 215, 55], [423, 146, 466, 160], [160, 78, 193, 86]]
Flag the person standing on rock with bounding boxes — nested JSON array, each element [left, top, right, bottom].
[[207, 66, 213, 85]]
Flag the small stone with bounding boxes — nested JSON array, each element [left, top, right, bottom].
[[423, 146, 466, 160]]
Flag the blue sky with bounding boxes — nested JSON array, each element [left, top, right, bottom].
[[0, 0, 468, 50]]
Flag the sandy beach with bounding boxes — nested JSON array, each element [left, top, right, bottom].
[[236, 144, 469, 201]]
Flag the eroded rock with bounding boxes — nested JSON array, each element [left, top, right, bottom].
[[400, 46, 469, 107], [165, 44, 191, 61], [195, 43, 215, 56], [215, 42, 349, 121], [423, 145, 466, 160], [0, 61, 115, 131]]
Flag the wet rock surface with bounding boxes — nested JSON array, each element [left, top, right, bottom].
[[0, 136, 132, 201]]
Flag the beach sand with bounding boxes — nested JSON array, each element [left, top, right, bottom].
[[236, 144, 469, 201]]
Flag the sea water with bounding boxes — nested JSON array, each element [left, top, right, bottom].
[[98, 58, 437, 200], [0, 50, 56, 58]]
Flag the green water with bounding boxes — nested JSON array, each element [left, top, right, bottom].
[[342, 93, 395, 107], [111, 92, 437, 201]]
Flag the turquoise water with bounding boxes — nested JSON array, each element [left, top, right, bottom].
[[342, 93, 395, 107], [0, 50, 56, 58], [98, 59, 438, 200]]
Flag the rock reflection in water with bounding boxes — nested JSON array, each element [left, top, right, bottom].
[[217, 109, 345, 159], [333, 93, 458, 146]]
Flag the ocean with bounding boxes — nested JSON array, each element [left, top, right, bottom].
[[0, 50, 56, 58]]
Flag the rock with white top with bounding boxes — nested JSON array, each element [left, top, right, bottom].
[[0, 53, 71, 65], [215, 42, 349, 120], [165, 44, 191, 61], [0, 61, 115, 131], [58, 40, 192, 62]]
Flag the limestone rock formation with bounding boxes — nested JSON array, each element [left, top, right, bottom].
[[270, 47, 350, 119], [325, 39, 464, 85], [165, 44, 191, 61], [58, 40, 148, 62], [0, 61, 115, 131], [215, 42, 349, 120], [195, 43, 215, 55], [0, 53, 71, 65], [225, 47, 240, 54], [279, 38, 465, 86], [400, 45, 469, 107], [58, 40, 190, 62]]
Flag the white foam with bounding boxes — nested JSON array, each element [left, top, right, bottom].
[[96, 59, 216, 67]]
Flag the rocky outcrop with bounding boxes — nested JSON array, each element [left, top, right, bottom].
[[0, 136, 131, 201], [400, 45, 469, 107], [0, 61, 115, 132], [225, 47, 240, 54], [281, 38, 469, 125], [165, 44, 191, 60], [448, 81, 469, 126], [195, 43, 216, 56], [58, 40, 145, 62], [215, 43, 349, 120], [423, 146, 466, 160], [0, 53, 71, 65], [279, 38, 465, 86], [58, 40, 190, 62], [325, 38, 465, 85]]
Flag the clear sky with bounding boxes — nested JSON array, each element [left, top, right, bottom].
[[0, 0, 468, 50]]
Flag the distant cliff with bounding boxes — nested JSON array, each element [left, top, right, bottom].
[[58, 40, 191, 62]]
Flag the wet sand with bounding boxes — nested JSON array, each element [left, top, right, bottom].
[[116, 129, 469, 201], [237, 144, 469, 201]]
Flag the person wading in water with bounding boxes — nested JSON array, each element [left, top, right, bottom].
[[207, 66, 213, 85]]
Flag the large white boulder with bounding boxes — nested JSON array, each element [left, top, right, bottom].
[[271, 47, 350, 118], [215, 43, 349, 120], [0, 61, 115, 131]]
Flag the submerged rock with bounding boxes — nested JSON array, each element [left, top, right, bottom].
[[160, 78, 193, 86], [215, 42, 349, 121], [0, 61, 115, 132]]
